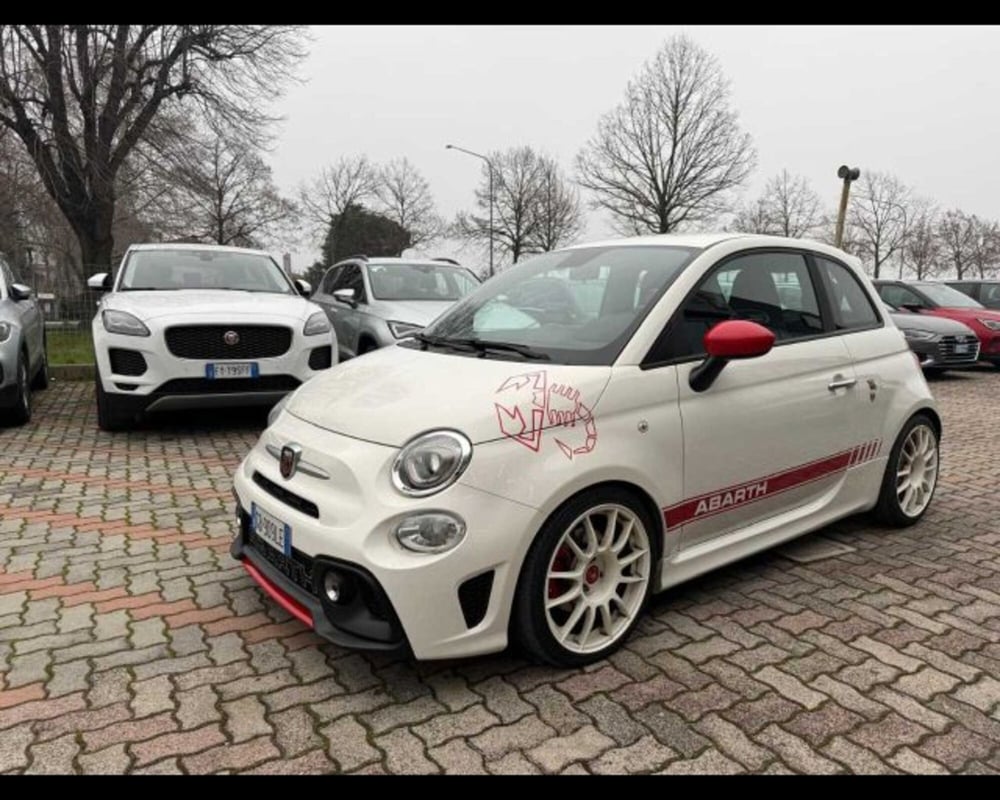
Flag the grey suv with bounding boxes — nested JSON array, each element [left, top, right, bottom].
[[312, 256, 480, 359], [0, 256, 48, 426]]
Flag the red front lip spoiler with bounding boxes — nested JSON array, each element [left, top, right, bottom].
[[242, 558, 313, 627]]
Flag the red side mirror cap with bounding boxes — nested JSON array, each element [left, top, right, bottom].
[[704, 320, 775, 360]]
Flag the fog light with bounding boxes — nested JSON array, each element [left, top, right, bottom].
[[394, 513, 466, 554], [323, 571, 345, 604]]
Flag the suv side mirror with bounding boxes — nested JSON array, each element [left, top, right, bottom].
[[293, 278, 312, 297], [690, 320, 775, 392], [88, 273, 111, 292], [333, 288, 357, 307], [10, 283, 32, 301]]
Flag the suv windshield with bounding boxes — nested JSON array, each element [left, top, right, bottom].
[[416, 245, 699, 365], [119, 249, 295, 294], [367, 263, 480, 301], [913, 283, 984, 309]]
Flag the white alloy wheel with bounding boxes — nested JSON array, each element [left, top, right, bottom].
[[896, 423, 939, 518]]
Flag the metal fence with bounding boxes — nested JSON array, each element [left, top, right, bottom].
[[40, 294, 98, 365]]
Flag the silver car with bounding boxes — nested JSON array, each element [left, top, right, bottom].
[[0, 256, 48, 426], [311, 257, 481, 359]]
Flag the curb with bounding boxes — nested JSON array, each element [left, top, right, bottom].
[[50, 364, 95, 382]]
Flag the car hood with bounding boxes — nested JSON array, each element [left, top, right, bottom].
[[369, 299, 458, 327], [283, 344, 613, 447], [103, 290, 317, 322], [890, 312, 977, 335]]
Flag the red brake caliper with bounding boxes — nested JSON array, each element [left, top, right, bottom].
[[548, 544, 574, 599]]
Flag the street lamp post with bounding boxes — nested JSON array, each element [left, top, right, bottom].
[[834, 165, 861, 249], [446, 144, 495, 277]]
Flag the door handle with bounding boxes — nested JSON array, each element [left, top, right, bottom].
[[828, 375, 857, 392]]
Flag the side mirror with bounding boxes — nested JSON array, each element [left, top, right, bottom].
[[10, 283, 32, 301], [333, 288, 357, 307], [88, 272, 111, 292], [294, 279, 312, 297], [689, 320, 775, 393]]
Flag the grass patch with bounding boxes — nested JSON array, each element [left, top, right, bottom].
[[47, 328, 94, 365]]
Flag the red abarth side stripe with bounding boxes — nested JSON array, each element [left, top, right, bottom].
[[663, 440, 883, 529]]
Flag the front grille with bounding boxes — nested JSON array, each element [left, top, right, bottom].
[[156, 375, 300, 395], [165, 325, 292, 359], [252, 470, 320, 518], [309, 346, 332, 370], [937, 335, 980, 364], [247, 528, 316, 596], [109, 348, 147, 376]]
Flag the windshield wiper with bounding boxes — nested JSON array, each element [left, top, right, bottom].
[[414, 333, 549, 361]]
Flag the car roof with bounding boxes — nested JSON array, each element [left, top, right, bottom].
[[127, 243, 272, 257], [565, 232, 851, 256]]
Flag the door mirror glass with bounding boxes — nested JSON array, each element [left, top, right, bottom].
[[9, 283, 32, 301], [87, 272, 111, 291], [294, 278, 312, 297], [333, 287, 356, 306], [704, 319, 775, 359]]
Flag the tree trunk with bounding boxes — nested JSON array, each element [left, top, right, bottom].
[[77, 233, 116, 279]]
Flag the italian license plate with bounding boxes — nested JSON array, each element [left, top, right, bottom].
[[954, 344, 970, 354], [206, 362, 259, 379], [252, 503, 291, 556]]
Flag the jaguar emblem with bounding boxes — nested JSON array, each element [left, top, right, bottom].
[[224, 330, 240, 346], [279, 443, 302, 480]]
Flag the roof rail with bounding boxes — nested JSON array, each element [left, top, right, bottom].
[[432, 257, 460, 266], [345, 254, 368, 261]]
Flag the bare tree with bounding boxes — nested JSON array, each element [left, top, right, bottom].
[[164, 128, 295, 248], [375, 158, 443, 252], [299, 155, 379, 235], [848, 171, 911, 278], [0, 25, 306, 276], [937, 209, 977, 279], [729, 170, 823, 237], [529, 155, 584, 252], [904, 201, 941, 280], [576, 35, 756, 235], [969, 216, 1000, 279]]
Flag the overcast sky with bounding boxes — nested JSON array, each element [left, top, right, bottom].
[[269, 25, 999, 272]]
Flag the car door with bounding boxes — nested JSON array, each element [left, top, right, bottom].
[[317, 265, 360, 358], [2, 262, 42, 369], [657, 250, 864, 550]]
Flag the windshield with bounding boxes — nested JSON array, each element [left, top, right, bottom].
[[367, 263, 480, 301], [418, 245, 699, 365], [119, 249, 295, 294], [913, 283, 984, 309]]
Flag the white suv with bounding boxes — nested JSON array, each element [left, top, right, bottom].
[[231, 233, 939, 666], [89, 244, 337, 431]]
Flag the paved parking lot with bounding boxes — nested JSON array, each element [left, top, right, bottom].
[[1, 371, 999, 774]]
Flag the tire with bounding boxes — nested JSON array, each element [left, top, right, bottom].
[[873, 413, 939, 527], [512, 486, 658, 667], [30, 337, 49, 390], [7, 354, 32, 426], [95, 374, 133, 432]]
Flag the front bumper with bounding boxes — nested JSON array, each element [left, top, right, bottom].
[[907, 334, 980, 369], [231, 411, 540, 660]]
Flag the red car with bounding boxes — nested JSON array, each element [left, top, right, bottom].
[[873, 280, 1000, 367]]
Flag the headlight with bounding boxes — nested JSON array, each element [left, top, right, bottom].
[[391, 430, 472, 497], [303, 311, 330, 336], [387, 320, 423, 339], [394, 512, 466, 554], [268, 394, 291, 427], [902, 329, 937, 341], [102, 309, 149, 337], [977, 318, 1000, 331], [0, 322, 10, 343]]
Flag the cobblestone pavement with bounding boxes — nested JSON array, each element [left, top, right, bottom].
[[1, 371, 999, 774]]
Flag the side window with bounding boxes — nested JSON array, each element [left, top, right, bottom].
[[949, 282, 975, 299], [321, 267, 341, 295], [982, 284, 1000, 303], [878, 284, 923, 308], [343, 265, 367, 302], [662, 251, 823, 360], [815, 257, 881, 331]]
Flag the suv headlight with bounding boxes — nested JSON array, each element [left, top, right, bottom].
[[102, 309, 149, 336], [304, 311, 331, 335], [0, 322, 11, 343], [387, 320, 423, 339], [977, 318, 1000, 331], [391, 430, 472, 497], [903, 329, 936, 341]]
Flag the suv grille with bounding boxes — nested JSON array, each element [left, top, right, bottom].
[[165, 325, 292, 359], [937, 334, 980, 364]]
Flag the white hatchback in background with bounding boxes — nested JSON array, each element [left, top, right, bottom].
[[89, 244, 337, 431], [232, 233, 940, 666]]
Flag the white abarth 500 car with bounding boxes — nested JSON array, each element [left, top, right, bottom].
[[231, 233, 940, 666], [89, 244, 337, 431]]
